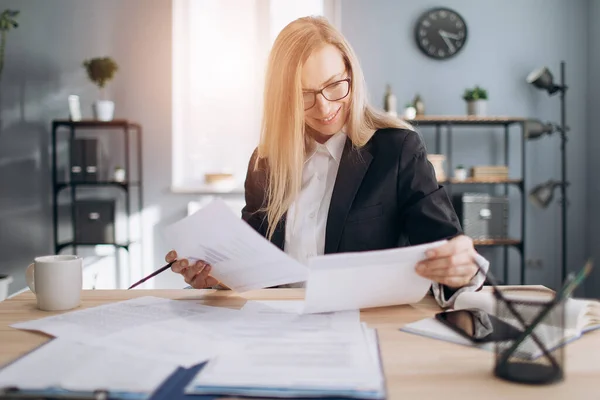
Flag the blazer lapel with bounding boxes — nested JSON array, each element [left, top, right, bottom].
[[325, 138, 373, 254]]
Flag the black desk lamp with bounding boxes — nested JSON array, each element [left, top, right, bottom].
[[526, 61, 569, 284]]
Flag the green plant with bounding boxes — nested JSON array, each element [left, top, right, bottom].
[[456, 164, 465, 170], [0, 9, 19, 80], [462, 85, 488, 101], [83, 57, 118, 97]]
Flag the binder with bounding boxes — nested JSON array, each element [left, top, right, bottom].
[[0, 335, 386, 400], [83, 138, 99, 182], [70, 139, 85, 183]]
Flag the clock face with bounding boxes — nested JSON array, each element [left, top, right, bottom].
[[415, 7, 468, 60]]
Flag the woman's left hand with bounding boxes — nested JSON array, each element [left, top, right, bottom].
[[415, 235, 480, 288]]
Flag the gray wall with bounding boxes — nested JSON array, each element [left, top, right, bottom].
[[342, 0, 591, 292], [0, 0, 193, 294], [0, 0, 596, 295], [586, 0, 600, 298]]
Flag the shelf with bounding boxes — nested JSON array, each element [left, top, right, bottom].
[[410, 115, 526, 126], [57, 241, 135, 253], [171, 185, 245, 195], [473, 238, 522, 247], [441, 178, 523, 185], [52, 119, 141, 129], [55, 181, 141, 192]]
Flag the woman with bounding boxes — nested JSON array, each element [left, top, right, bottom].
[[167, 16, 488, 307]]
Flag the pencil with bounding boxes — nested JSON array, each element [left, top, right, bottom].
[[127, 261, 176, 290]]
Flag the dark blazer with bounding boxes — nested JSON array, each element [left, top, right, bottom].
[[241, 128, 463, 253]]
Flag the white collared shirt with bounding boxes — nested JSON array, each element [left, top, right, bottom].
[[284, 131, 347, 267], [280, 130, 488, 307]]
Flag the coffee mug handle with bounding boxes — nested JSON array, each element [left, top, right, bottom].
[[26, 263, 35, 294]]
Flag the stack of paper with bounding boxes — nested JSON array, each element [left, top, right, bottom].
[[1, 298, 385, 399], [185, 300, 384, 398]]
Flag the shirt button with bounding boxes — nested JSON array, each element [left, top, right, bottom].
[[317, 174, 324, 181], [309, 212, 316, 219], [307, 252, 316, 258]]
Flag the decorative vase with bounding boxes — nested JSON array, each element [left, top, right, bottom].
[[384, 84, 397, 117], [0, 274, 13, 302], [93, 100, 115, 121], [467, 100, 487, 116], [413, 94, 425, 116]]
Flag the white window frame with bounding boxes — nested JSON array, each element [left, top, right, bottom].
[[171, 0, 341, 193]]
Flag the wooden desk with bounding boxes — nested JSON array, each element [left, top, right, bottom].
[[0, 289, 598, 399]]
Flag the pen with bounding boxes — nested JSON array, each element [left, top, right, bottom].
[[128, 261, 176, 290]]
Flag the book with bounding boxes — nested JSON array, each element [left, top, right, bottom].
[[400, 289, 600, 358]]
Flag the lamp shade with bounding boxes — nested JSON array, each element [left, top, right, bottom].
[[526, 67, 562, 95], [525, 120, 555, 140], [529, 180, 562, 208]]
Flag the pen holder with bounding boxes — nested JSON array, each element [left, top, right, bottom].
[[493, 290, 565, 385]]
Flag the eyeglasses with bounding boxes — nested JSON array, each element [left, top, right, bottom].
[[303, 78, 351, 111]]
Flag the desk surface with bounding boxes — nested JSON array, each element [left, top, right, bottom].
[[0, 288, 598, 399]]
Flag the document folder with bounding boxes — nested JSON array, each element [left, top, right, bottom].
[[0, 336, 386, 400]]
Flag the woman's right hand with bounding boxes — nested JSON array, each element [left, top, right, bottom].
[[166, 250, 219, 289]]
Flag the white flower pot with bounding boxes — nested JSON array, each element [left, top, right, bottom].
[[93, 100, 115, 121], [467, 100, 487, 116], [454, 168, 468, 181], [403, 106, 417, 120], [0, 274, 13, 302], [114, 168, 126, 182]]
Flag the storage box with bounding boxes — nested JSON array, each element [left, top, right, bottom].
[[453, 193, 508, 239], [74, 200, 116, 244]]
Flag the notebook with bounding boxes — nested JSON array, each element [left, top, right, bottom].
[[400, 290, 600, 357]]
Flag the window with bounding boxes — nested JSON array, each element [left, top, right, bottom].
[[172, 0, 340, 191]]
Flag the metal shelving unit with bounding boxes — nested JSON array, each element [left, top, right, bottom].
[[51, 119, 143, 259], [412, 115, 527, 285]]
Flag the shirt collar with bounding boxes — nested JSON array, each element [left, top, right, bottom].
[[308, 131, 347, 164]]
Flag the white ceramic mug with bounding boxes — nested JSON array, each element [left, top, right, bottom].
[[26, 255, 82, 311], [0, 274, 13, 302]]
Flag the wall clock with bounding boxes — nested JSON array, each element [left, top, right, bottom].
[[415, 7, 468, 60]]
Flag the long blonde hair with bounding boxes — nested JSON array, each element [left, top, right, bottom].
[[258, 16, 412, 240]]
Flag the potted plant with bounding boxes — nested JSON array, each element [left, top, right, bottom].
[[0, 9, 19, 81], [83, 57, 119, 121], [113, 165, 126, 182], [462, 85, 488, 116], [454, 164, 468, 181]]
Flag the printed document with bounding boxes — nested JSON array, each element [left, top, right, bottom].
[[0, 338, 178, 394], [303, 240, 447, 313], [11, 296, 241, 368], [185, 319, 383, 397], [163, 199, 308, 292]]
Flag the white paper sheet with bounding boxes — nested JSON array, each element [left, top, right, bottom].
[[185, 322, 382, 394], [241, 300, 305, 314], [162, 199, 308, 292], [227, 300, 361, 345], [302, 241, 446, 314], [0, 338, 178, 394], [11, 297, 242, 367]]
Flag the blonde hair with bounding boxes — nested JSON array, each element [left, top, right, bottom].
[[258, 16, 412, 240]]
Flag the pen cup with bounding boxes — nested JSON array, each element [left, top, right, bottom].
[[493, 289, 565, 385]]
